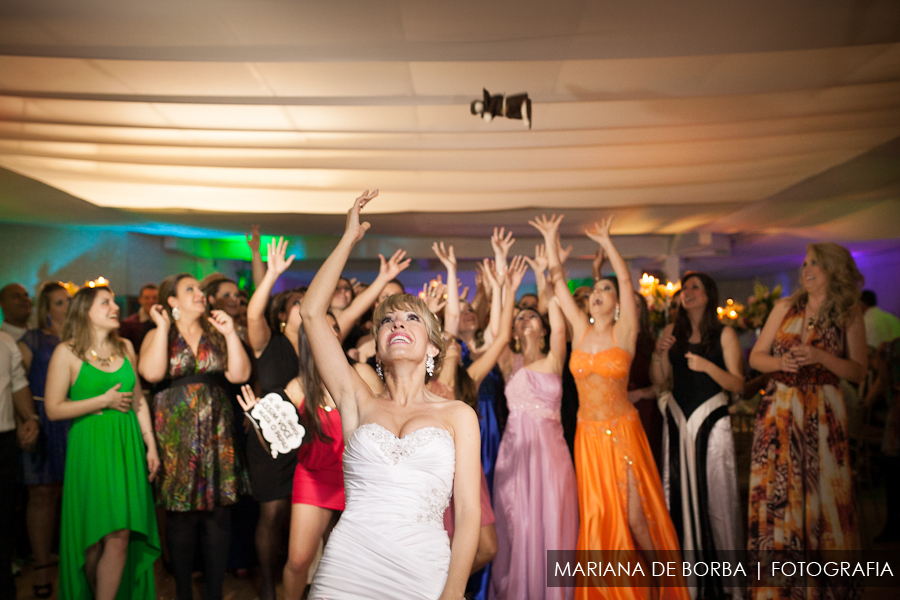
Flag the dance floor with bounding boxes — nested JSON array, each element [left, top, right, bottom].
[[12, 483, 900, 599]]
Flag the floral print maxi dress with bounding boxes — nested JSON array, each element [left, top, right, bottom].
[[153, 332, 248, 512], [748, 300, 859, 600]]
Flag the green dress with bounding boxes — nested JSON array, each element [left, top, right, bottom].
[[59, 357, 160, 599]]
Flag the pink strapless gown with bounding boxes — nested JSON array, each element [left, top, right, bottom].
[[490, 356, 578, 600]]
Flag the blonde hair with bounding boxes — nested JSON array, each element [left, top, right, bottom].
[[61, 286, 127, 361], [36, 282, 69, 329], [789, 242, 864, 329], [372, 293, 445, 382]]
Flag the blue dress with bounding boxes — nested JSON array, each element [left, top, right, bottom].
[[20, 329, 70, 485], [460, 340, 504, 600]]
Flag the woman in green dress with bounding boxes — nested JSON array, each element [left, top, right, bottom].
[[45, 284, 160, 600]]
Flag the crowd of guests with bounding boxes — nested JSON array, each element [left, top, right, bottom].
[[0, 194, 896, 599]]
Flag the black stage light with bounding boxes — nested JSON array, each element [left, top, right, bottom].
[[470, 88, 531, 129]]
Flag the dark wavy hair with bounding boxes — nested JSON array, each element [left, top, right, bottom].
[[158, 273, 226, 356], [671, 271, 723, 355], [296, 320, 333, 444]]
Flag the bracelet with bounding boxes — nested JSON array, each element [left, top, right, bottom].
[[652, 356, 661, 363], [27, 414, 40, 422]]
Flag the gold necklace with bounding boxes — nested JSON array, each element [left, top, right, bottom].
[[89, 349, 117, 368], [806, 306, 819, 331]]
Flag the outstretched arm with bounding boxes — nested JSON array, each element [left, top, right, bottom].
[[246, 225, 266, 288], [336, 248, 411, 341], [299, 191, 380, 431], [247, 236, 295, 356], [434, 242, 460, 336], [467, 256, 525, 387], [547, 294, 568, 375], [585, 216, 636, 351], [524, 243, 550, 316], [529, 214, 590, 338], [490, 227, 514, 279]]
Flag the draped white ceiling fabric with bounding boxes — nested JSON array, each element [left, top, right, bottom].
[[1, 0, 899, 269]]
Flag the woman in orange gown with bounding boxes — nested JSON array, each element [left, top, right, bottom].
[[532, 214, 687, 600]]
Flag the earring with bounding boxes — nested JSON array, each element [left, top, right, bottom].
[[172, 306, 181, 321], [539, 337, 546, 351], [514, 338, 521, 353], [280, 321, 286, 333], [426, 355, 435, 377], [614, 305, 620, 322], [376, 362, 383, 380]]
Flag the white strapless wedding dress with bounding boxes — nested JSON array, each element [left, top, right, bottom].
[[309, 422, 456, 600]]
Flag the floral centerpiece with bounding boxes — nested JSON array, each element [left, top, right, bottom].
[[717, 281, 783, 333]]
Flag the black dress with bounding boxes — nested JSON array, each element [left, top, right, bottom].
[[663, 332, 743, 598], [246, 332, 301, 502]]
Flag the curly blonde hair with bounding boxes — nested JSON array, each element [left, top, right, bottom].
[[372, 293, 445, 382], [789, 242, 864, 329]]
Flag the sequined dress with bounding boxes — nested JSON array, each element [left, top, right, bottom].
[[570, 335, 687, 600]]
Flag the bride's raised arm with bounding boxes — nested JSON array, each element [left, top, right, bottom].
[[299, 190, 380, 433]]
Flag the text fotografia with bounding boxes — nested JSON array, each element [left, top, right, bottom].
[[546, 551, 899, 588]]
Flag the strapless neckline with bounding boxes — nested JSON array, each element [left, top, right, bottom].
[[571, 346, 632, 359], [353, 422, 454, 464], [355, 422, 452, 441]]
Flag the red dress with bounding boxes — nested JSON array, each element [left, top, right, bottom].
[[293, 405, 345, 510]]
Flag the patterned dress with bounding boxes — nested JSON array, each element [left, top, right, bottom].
[[748, 300, 860, 600], [152, 332, 248, 511]]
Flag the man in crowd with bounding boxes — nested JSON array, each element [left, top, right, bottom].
[[0, 283, 32, 341], [0, 330, 39, 597], [119, 283, 158, 351], [862, 289, 900, 349]]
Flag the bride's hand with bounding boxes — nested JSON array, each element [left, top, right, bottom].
[[344, 189, 378, 243]]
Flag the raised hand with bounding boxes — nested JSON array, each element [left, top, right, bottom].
[[349, 278, 366, 296], [524, 243, 548, 274], [103, 382, 133, 413], [422, 280, 448, 314], [148, 304, 171, 330], [506, 255, 528, 292], [585, 216, 613, 246], [528, 214, 564, 241], [208, 309, 236, 337], [235, 383, 260, 413], [246, 225, 261, 254], [480, 258, 501, 291], [458, 285, 470, 302], [266, 236, 296, 277], [432, 241, 456, 270], [491, 227, 515, 257], [557, 241, 574, 265], [344, 189, 378, 243], [378, 248, 411, 280]]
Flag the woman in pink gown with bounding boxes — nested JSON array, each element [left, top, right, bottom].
[[491, 277, 578, 599]]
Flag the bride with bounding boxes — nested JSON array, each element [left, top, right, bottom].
[[300, 190, 482, 600]]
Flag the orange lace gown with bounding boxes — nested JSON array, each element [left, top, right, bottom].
[[570, 345, 687, 600]]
